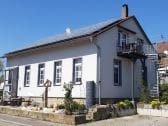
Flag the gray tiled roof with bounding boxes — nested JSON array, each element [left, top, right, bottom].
[[5, 17, 126, 56]]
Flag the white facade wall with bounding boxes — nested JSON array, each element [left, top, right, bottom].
[[7, 39, 97, 98], [95, 27, 133, 98], [121, 18, 157, 91], [6, 18, 157, 100], [94, 18, 156, 99]]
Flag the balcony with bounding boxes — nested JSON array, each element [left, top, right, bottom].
[[117, 40, 146, 59]]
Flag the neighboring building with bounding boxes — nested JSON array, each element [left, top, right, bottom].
[[155, 41, 168, 84], [2, 5, 157, 106]]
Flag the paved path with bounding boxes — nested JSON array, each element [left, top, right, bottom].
[[0, 113, 167, 126], [79, 115, 168, 126], [0, 113, 69, 126]]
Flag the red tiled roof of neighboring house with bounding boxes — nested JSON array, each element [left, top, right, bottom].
[[156, 41, 168, 65], [155, 41, 168, 54], [159, 58, 168, 65]]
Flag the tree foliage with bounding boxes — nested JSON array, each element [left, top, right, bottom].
[[0, 75, 4, 83], [160, 83, 168, 104], [139, 81, 151, 103], [63, 82, 74, 115]]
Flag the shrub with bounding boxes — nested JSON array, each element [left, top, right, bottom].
[[78, 104, 86, 111], [64, 101, 86, 112], [57, 104, 65, 109], [151, 99, 160, 109], [116, 101, 125, 109], [160, 84, 168, 104], [63, 82, 74, 115], [139, 81, 151, 103], [124, 100, 133, 108]]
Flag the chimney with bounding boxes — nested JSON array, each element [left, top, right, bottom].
[[122, 4, 128, 19]]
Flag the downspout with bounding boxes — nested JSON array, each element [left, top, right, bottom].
[[90, 36, 101, 105]]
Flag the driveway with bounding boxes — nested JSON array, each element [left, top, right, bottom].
[[80, 115, 168, 126]]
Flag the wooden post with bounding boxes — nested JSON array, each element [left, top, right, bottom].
[[44, 79, 51, 108]]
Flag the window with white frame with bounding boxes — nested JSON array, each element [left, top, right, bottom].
[[24, 66, 30, 87], [118, 32, 128, 46], [54, 61, 62, 85], [73, 58, 82, 84], [114, 59, 122, 86], [38, 64, 45, 86]]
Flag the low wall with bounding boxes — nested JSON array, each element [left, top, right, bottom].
[[87, 105, 136, 121], [137, 104, 168, 117], [0, 106, 86, 125], [116, 108, 136, 117]]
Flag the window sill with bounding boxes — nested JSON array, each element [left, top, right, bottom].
[[24, 85, 30, 87], [37, 85, 44, 87], [114, 84, 122, 86], [74, 82, 82, 85], [53, 83, 61, 86]]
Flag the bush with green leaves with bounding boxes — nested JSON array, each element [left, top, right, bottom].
[[63, 82, 86, 114], [151, 99, 160, 109], [56, 104, 65, 109], [139, 81, 151, 103], [63, 82, 74, 114], [160, 83, 168, 104], [78, 103, 86, 111], [124, 100, 133, 108]]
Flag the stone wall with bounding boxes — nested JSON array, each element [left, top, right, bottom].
[[137, 104, 168, 117], [0, 106, 86, 125], [87, 105, 137, 121]]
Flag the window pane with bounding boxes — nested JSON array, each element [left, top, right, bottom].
[[73, 58, 82, 83], [38, 64, 45, 86], [54, 61, 62, 85], [25, 66, 31, 87], [114, 59, 122, 86]]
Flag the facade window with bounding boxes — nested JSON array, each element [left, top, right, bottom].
[[54, 61, 62, 85], [24, 66, 31, 87], [38, 64, 45, 86], [114, 59, 122, 86], [118, 32, 128, 46], [73, 58, 82, 84]]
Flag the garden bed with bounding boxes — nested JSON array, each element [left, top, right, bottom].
[[0, 106, 86, 125], [87, 104, 136, 121]]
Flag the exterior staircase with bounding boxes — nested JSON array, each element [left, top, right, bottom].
[[150, 84, 159, 98]]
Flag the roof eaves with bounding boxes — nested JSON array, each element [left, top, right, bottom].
[[4, 33, 92, 57]]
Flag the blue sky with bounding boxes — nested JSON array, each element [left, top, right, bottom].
[[0, 0, 168, 56]]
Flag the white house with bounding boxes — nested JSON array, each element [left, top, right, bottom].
[[2, 5, 157, 107]]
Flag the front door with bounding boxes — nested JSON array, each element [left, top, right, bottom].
[[11, 67, 19, 97]]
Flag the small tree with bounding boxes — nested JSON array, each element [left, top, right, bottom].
[[0, 75, 4, 83], [139, 81, 151, 103], [160, 83, 168, 104], [63, 82, 74, 115]]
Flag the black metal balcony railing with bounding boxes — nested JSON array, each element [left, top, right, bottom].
[[117, 42, 145, 58]]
